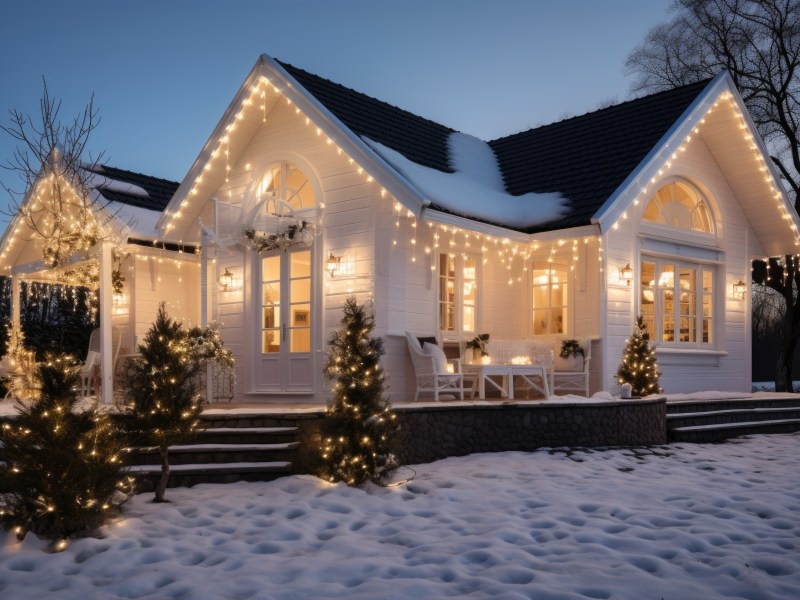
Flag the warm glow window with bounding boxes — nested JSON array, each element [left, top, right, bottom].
[[256, 162, 316, 215], [642, 181, 713, 234], [439, 254, 477, 336], [640, 258, 714, 346], [261, 250, 312, 354], [531, 262, 568, 335]]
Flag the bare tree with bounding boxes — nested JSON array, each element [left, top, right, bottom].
[[1, 80, 112, 267], [626, 0, 800, 390]]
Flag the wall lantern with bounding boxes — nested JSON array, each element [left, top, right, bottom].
[[326, 253, 341, 277], [619, 263, 634, 286], [219, 267, 235, 291], [732, 280, 747, 300]]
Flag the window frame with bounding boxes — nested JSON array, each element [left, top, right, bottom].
[[530, 260, 570, 336], [437, 252, 480, 340], [639, 256, 717, 349]]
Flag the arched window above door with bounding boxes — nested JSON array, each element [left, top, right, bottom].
[[255, 162, 316, 217], [642, 180, 714, 234]]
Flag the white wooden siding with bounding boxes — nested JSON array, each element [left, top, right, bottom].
[[603, 133, 762, 393]]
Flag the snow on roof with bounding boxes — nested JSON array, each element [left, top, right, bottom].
[[101, 200, 162, 241], [85, 172, 149, 198], [365, 133, 567, 229]]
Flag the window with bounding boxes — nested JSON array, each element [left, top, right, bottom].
[[439, 254, 478, 336], [641, 258, 714, 346], [531, 261, 568, 335], [256, 162, 316, 215], [642, 180, 713, 234]]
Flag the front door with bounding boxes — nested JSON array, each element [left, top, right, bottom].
[[257, 248, 313, 392]]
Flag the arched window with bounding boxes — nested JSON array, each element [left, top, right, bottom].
[[255, 162, 316, 216], [642, 180, 713, 234]]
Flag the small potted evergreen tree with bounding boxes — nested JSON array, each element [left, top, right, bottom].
[[557, 339, 585, 372]]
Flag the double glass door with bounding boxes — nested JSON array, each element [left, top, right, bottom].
[[257, 248, 313, 392]]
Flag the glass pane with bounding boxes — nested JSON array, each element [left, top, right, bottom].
[[702, 270, 713, 293], [441, 303, 454, 331], [285, 165, 315, 210], [663, 315, 675, 342], [551, 308, 564, 334], [291, 251, 311, 278], [263, 282, 279, 305], [291, 279, 311, 303], [532, 287, 548, 310], [263, 330, 280, 353], [679, 317, 695, 342], [463, 306, 475, 332], [641, 260, 655, 305], [703, 318, 712, 344], [291, 328, 311, 353], [291, 304, 311, 327], [533, 310, 548, 336], [263, 306, 280, 329], [262, 256, 280, 282]]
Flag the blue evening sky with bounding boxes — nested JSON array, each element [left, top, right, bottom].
[[0, 0, 671, 223]]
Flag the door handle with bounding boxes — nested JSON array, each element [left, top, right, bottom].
[[282, 322, 287, 342]]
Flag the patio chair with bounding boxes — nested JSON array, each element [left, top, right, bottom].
[[405, 332, 466, 401], [552, 337, 592, 396], [80, 327, 122, 397]]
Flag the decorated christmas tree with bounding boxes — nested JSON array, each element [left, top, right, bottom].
[[320, 297, 398, 486], [0, 354, 134, 547], [117, 304, 203, 502], [616, 315, 662, 396]]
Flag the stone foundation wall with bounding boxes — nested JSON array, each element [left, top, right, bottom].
[[292, 399, 666, 473]]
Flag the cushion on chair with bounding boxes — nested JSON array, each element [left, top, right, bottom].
[[417, 336, 438, 349], [422, 342, 449, 374]]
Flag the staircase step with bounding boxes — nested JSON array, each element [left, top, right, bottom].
[[666, 397, 800, 414], [669, 418, 800, 443], [126, 461, 292, 489], [126, 442, 299, 466], [667, 407, 800, 428], [196, 427, 299, 444]]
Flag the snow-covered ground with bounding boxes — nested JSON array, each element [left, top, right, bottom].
[[2, 434, 799, 599]]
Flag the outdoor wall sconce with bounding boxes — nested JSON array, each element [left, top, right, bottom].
[[619, 263, 634, 286], [326, 253, 341, 277], [732, 280, 747, 300], [219, 267, 235, 291]]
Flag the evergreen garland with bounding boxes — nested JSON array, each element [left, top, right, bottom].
[[320, 297, 398, 486], [0, 354, 134, 547], [243, 221, 311, 253], [616, 316, 662, 396], [116, 305, 203, 502]]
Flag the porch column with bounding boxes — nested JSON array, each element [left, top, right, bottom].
[[99, 241, 113, 405], [11, 275, 20, 328], [199, 226, 213, 402]]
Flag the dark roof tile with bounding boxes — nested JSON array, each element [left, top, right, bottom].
[[277, 60, 455, 173], [489, 79, 713, 232]]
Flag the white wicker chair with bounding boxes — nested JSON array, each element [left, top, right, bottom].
[[553, 337, 592, 396], [405, 332, 466, 401]]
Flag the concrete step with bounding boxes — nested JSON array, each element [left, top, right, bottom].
[[126, 461, 292, 489], [669, 419, 800, 443], [201, 412, 320, 429], [667, 407, 800, 428], [126, 442, 300, 465], [666, 397, 800, 414], [195, 426, 299, 444]]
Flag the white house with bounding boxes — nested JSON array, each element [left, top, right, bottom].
[[0, 53, 797, 404]]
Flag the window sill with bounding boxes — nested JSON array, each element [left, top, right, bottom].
[[655, 347, 727, 367]]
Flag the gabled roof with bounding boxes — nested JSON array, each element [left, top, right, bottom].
[[84, 164, 180, 211], [275, 61, 713, 233], [489, 79, 713, 233], [277, 61, 454, 173]]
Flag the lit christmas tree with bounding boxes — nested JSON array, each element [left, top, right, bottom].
[[320, 297, 398, 486], [0, 354, 134, 547], [117, 304, 203, 502], [617, 315, 662, 396]]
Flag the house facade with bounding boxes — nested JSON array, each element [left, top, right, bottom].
[[0, 54, 797, 404]]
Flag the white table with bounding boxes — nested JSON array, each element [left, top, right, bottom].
[[464, 363, 550, 400]]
